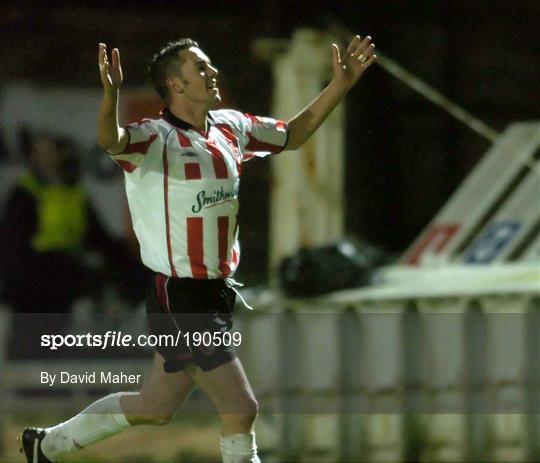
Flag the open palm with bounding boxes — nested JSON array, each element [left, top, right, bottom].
[[332, 35, 376, 88], [98, 43, 123, 91]]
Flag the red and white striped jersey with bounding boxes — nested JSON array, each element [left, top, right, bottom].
[[110, 108, 288, 279]]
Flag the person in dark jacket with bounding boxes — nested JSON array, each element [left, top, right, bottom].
[[0, 131, 139, 357]]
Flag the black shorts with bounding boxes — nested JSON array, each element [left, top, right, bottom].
[[146, 273, 237, 373]]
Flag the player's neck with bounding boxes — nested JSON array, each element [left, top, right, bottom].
[[168, 100, 209, 131]]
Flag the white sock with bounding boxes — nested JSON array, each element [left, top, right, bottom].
[[220, 433, 261, 463], [41, 392, 130, 461]]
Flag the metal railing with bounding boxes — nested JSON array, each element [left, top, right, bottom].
[[1, 283, 539, 462]]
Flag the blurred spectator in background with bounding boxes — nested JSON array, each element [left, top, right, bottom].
[[0, 129, 141, 357]]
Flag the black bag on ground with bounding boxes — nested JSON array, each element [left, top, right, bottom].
[[278, 240, 389, 297]]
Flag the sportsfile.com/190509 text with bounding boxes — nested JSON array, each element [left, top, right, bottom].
[[40, 330, 242, 351]]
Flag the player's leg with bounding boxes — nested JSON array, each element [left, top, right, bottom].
[[189, 357, 260, 463], [120, 351, 195, 424], [23, 352, 194, 463]]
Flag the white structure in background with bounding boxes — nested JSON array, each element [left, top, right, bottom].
[[401, 122, 540, 266], [269, 29, 345, 271], [462, 169, 539, 264]]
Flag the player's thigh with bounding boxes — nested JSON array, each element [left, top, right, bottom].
[[188, 357, 257, 416], [122, 352, 195, 416]]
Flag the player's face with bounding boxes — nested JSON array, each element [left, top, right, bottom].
[[178, 47, 220, 107]]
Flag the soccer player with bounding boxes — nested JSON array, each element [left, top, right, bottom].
[[19, 34, 376, 463]]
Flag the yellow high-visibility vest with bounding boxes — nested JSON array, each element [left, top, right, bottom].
[[19, 174, 87, 252]]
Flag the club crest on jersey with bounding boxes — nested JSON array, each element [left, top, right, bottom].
[[192, 185, 239, 213]]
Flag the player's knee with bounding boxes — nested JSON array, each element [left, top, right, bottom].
[[126, 393, 176, 425], [222, 397, 258, 428], [246, 396, 259, 421], [126, 412, 174, 426], [146, 413, 174, 425], [239, 396, 258, 422]]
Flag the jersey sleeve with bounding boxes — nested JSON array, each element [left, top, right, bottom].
[[109, 119, 159, 173], [235, 113, 289, 161]]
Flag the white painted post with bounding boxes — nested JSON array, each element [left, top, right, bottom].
[[418, 298, 469, 462], [269, 29, 345, 273], [483, 295, 530, 462]]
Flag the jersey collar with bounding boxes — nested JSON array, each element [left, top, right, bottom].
[[161, 108, 214, 134]]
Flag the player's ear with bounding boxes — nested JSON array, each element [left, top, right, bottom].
[[166, 76, 184, 95]]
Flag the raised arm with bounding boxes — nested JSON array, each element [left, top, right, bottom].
[[98, 43, 129, 154], [285, 35, 376, 151]]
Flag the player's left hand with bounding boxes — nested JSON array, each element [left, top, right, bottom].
[[332, 35, 377, 88]]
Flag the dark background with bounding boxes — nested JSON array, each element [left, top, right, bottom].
[[1, 0, 538, 283]]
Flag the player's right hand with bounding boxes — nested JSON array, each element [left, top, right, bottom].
[[98, 43, 123, 92]]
